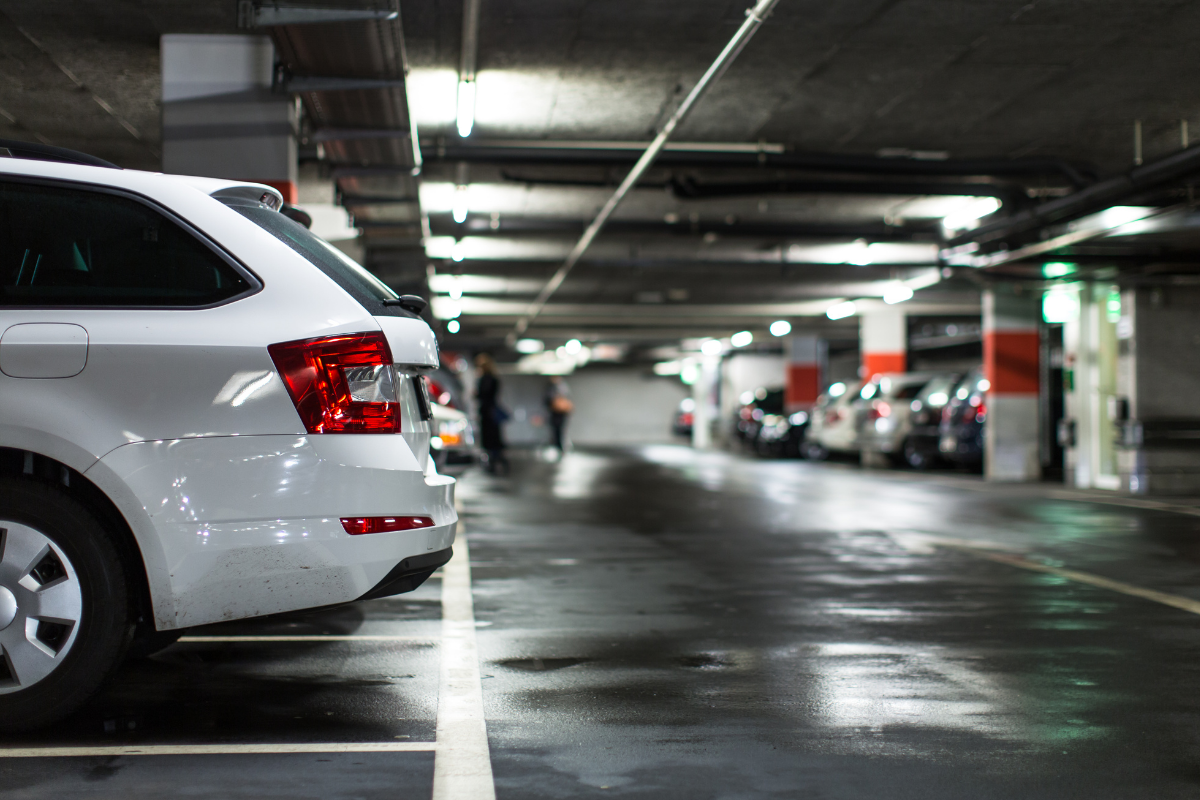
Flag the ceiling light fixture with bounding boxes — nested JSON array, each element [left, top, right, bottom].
[[515, 338, 544, 354], [769, 320, 791, 337], [446, 320, 460, 334], [451, 240, 465, 262], [882, 284, 914, 304], [730, 330, 753, 348], [700, 339, 724, 356], [941, 197, 1002, 234], [456, 79, 476, 138], [826, 300, 857, 320], [452, 185, 469, 223]]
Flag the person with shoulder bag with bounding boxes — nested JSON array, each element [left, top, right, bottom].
[[544, 375, 573, 455]]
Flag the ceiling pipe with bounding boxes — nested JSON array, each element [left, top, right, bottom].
[[511, 0, 782, 339], [668, 176, 1025, 204], [947, 142, 1200, 250], [457, 0, 482, 137], [424, 141, 1095, 186]]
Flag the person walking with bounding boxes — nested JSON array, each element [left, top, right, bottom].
[[544, 375, 573, 457], [474, 353, 509, 474]]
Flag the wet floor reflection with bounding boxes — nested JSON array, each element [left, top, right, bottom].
[[464, 446, 1200, 796]]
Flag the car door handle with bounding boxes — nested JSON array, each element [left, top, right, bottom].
[[0, 323, 89, 378]]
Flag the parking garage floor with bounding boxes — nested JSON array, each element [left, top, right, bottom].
[[5, 447, 1200, 798]]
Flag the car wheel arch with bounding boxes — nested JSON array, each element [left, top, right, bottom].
[[0, 446, 157, 634]]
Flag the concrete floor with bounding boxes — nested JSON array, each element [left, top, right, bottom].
[[5, 446, 1200, 798]]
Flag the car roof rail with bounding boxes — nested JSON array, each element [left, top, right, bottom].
[[0, 138, 120, 169]]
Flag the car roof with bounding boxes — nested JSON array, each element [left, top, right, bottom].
[[0, 154, 284, 211]]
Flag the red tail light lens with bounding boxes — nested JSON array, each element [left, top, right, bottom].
[[268, 332, 401, 434], [341, 516, 435, 535]]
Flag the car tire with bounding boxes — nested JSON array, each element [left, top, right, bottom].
[[902, 440, 929, 469], [0, 478, 134, 732], [802, 441, 828, 461]]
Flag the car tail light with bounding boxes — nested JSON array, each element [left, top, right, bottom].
[[341, 516, 435, 535], [868, 400, 891, 420], [268, 332, 401, 434], [975, 403, 987, 423]]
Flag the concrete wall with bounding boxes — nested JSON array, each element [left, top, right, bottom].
[[565, 366, 690, 446], [489, 366, 687, 448]]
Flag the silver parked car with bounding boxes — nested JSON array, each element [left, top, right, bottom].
[[0, 143, 456, 729], [856, 373, 939, 466]]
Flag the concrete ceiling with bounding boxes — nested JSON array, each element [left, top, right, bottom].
[[3, 0, 1200, 350]]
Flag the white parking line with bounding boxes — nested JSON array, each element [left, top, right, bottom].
[[432, 535, 496, 800], [0, 742, 436, 757], [178, 635, 435, 643], [890, 532, 1200, 617]]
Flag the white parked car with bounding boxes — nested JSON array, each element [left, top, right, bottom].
[[0, 142, 456, 729]]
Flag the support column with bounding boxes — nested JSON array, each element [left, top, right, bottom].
[[1115, 285, 1200, 494], [860, 306, 905, 380], [983, 285, 1041, 481], [691, 355, 719, 450], [161, 34, 298, 201], [785, 335, 821, 411]]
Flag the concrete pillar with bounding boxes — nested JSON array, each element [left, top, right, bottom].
[[1113, 285, 1200, 494], [1062, 283, 1123, 489], [785, 335, 821, 411], [860, 306, 905, 380], [161, 34, 298, 201], [691, 356, 719, 450], [983, 285, 1041, 481]]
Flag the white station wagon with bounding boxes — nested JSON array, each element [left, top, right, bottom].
[[0, 141, 456, 729]]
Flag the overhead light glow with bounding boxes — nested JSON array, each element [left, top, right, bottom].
[[516, 338, 544, 354], [653, 361, 682, 376], [827, 382, 846, 398], [847, 239, 873, 266], [1043, 287, 1080, 323], [452, 186, 468, 223], [942, 197, 1002, 233], [769, 320, 791, 337], [446, 320, 460, 334], [451, 240, 465, 262], [1097, 205, 1154, 229], [456, 79, 476, 138], [432, 298, 462, 320], [730, 330, 753, 348], [700, 339, 724, 356], [883, 284, 914, 304], [826, 300, 857, 320], [1042, 262, 1076, 279], [564, 338, 582, 355], [680, 359, 700, 385]]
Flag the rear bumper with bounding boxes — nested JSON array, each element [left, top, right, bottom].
[[360, 547, 453, 600], [91, 434, 456, 629]]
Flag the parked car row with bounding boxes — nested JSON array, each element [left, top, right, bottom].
[[734, 368, 987, 471]]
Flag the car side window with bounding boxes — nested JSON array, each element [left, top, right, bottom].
[[0, 179, 251, 307]]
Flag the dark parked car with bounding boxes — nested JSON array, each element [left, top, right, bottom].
[[897, 371, 963, 468], [734, 387, 784, 447], [939, 368, 988, 470], [756, 409, 811, 458], [673, 398, 695, 437]]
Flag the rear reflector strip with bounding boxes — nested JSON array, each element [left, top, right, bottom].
[[341, 516, 436, 535]]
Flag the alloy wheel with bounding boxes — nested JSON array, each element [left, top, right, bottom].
[[0, 522, 83, 694]]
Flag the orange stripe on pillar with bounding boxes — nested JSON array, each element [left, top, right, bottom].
[[984, 331, 1039, 394], [863, 352, 905, 380], [786, 364, 820, 407]]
